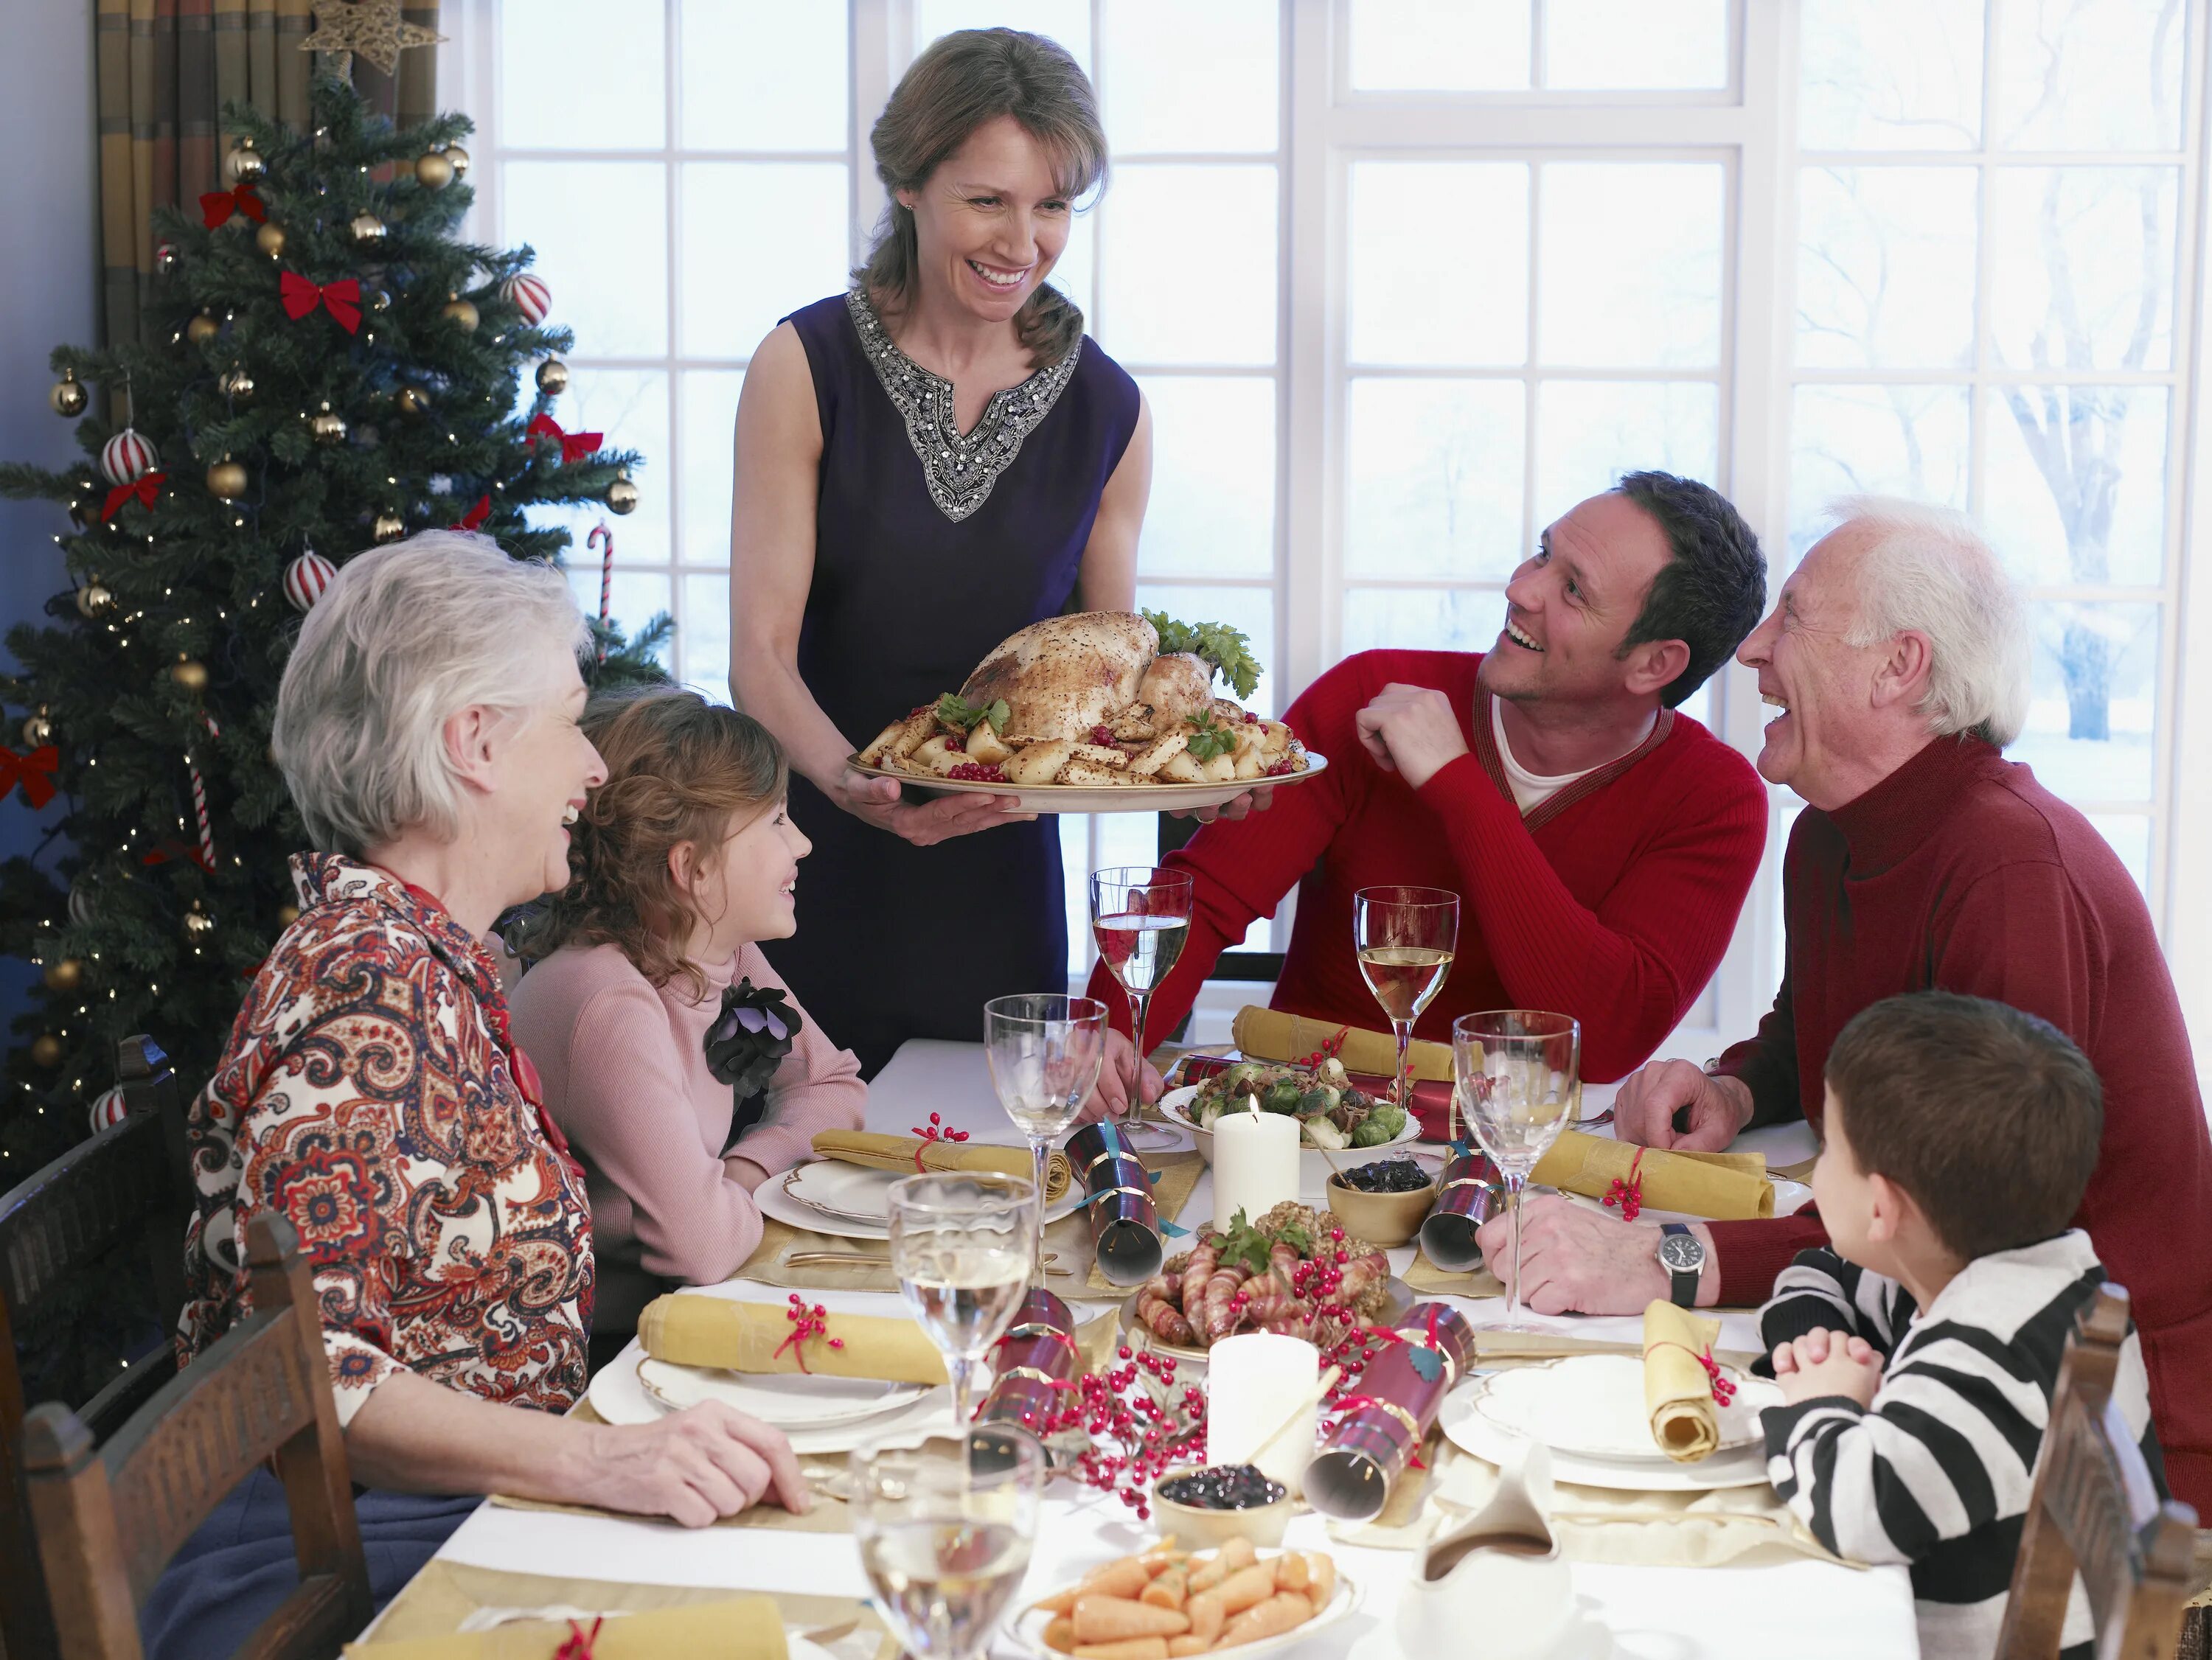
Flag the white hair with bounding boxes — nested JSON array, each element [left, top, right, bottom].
[[274, 531, 589, 855], [1828, 495, 2031, 749]]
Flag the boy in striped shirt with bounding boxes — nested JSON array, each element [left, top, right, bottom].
[[1759, 991, 2168, 1660]]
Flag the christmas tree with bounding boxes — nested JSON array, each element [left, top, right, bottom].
[[0, 75, 668, 1387]]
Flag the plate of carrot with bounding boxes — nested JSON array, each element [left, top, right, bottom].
[[1016, 1537, 1357, 1660]]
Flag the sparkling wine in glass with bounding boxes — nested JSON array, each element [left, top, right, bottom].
[[1090, 865, 1193, 1147], [983, 994, 1106, 1280], [888, 1172, 1037, 1445], [853, 1433, 1043, 1660], [1453, 1011, 1580, 1331], [1353, 886, 1460, 1115]]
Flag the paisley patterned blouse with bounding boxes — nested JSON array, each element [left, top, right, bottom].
[[177, 854, 594, 1426]]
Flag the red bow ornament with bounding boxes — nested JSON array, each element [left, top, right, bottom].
[[449, 494, 492, 531], [200, 185, 267, 228], [1, 745, 60, 809], [100, 470, 166, 522], [139, 837, 216, 873], [526, 413, 604, 464], [279, 271, 362, 334]]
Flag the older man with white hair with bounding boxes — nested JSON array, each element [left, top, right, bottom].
[[1481, 497, 2212, 1510]]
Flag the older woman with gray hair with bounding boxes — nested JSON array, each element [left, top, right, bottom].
[[150, 533, 807, 1659]]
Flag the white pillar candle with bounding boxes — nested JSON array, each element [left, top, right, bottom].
[[1211, 1102, 1300, 1232], [1206, 1333, 1320, 1493]]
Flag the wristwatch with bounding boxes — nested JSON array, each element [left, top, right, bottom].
[[1657, 1223, 1705, 1308]]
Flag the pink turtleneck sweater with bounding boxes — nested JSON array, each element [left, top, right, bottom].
[[509, 940, 866, 1326]]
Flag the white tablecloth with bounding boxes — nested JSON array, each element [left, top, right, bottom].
[[428, 1040, 1916, 1660]]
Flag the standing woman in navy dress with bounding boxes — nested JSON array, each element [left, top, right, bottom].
[[729, 29, 1158, 1098]]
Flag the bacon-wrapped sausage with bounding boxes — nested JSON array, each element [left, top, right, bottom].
[[1179, 1235, 1220, 1327], [1137, 1272, 1196, 1346], [1201, 1261, 1254, 1342]]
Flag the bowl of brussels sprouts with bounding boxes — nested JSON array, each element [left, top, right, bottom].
[[1158, 1059, 1419, 1178]]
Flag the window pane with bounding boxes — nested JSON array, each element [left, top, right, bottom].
[[528, 367, 672, 560], [1790, 383, 1971, 553], [502, 161, 669, 357], [678, 162, 851, 358], [1544, 0, 1727, 89], [1050, 211, 1097, 324], [1096, 165, 1277, 364], [1347, 0, 1531, 91], [914, 0, 1093, 74], [1349, 162, 1528, 366], [2012, 601, 2160, 803], [1102, 0, 1278, 153], [1673, 676, 1714, 733], [1539, 163, 1723, 368], [1993, 0, 2186, 151], [1795, 167, 1978, 369], [2085, 814, 2151, 898], [1342, 587, 1504, 655], [500, 0, 664, 150], [1983, 387, 2168, 587], [1990, 167, 2178, 373], [567, 568, 672, 671], [1533, 380, 1720, 534], [681, 573, 733, 701], [1798, 0, 1983, 151], [679, 369, 745, 569], [1135, 582, 1276, 716], [1060, 814, 1091, 978], [680, 0, 847, 151], [1137, 377, 1275, 579], [1346, 379, 1524, 582]]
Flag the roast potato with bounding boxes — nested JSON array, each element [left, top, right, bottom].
[[965, 725, 1014, 766], [1006, 739, 1075, 785]]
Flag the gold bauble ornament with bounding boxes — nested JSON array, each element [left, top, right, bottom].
[[276, 904, 302, 927], [21, 709, 52, 747], [394, 386, 427, 416], [440, 294, 479, 332], [349, 212, 387, 246], [41, 958, 83, 993], [224, 138, 266, 186], [29, 1033, 63, 1069], [182, 904, 217, 942], [187, 313, 220, 346], [255, 221, 287, 259], [74, 581, 115, 620], [206, 457, 248, 499], [171, 656, 210, 694], [372, 511, 406, 544], [218, 368, 256, 403], [308, 402, 348, 445], [606, 469, 640, 516], [414, 150, 454, 190], [445, 144, 470, 178], [535, 358, 570, 395], [49, 369, 88, 418]]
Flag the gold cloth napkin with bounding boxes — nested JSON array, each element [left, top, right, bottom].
[[1531, 1133, 1773, 1220], [639, 1294, 947, 1384], [349, 1597, 786, 1658], [1643, 1300, 1725, 1462], [1404, 1250, 1505, 1299], [809, 1131, 1070, 1202], [1231, 1007, 1454, 1084]]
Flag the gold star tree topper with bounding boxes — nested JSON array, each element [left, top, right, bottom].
[[299, 0, 445, 77]]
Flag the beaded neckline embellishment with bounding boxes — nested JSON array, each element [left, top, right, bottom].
[[845, 287, 1081, 523]]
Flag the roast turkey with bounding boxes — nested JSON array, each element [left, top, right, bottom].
[[957, 612, 1159, 745]]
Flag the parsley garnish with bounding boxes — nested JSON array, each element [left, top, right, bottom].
[[1144, 610, 1262, 700], [936, 693, 1009, 735], [1184, 708, 1237, 761]]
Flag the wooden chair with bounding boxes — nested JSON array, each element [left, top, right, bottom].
[[18, 1213, 368, 1660], [1, 1039, 194, 1660], [1996, 1284, 2200, 1660]]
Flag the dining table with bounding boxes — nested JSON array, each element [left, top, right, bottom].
[[371, 1039, 1919, 1659]]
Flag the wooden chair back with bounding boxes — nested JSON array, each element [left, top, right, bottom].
[[1996, 1284, 2199, 1660], [1, 1039, 194, 1660], [18, 1213, 368, 1660]]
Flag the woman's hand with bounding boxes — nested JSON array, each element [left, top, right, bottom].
[[1171, 783, 1276, 825], [838, 767, 1033, 845], [583, 1401, 810, 1528]]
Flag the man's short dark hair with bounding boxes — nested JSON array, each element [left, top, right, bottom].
[[1824, 991, 2104, 1263], [1613, 470, 1768, 710]]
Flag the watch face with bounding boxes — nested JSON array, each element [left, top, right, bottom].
[[1658, 1233, 1705, 1272]]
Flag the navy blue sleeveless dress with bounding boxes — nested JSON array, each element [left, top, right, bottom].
[[762, 290, 1142, 1078]]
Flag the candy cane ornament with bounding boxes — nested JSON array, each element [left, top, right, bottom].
[[588, 522, 613, 662], [189, 711, 221, 872]]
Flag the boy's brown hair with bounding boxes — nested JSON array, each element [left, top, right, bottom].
[[1824, 990, 2103, 1262]]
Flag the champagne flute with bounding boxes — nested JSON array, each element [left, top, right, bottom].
[[1353, 886, 1460, 1119], [852, 1431, 1043, 1660], [982, 993, 1107, 1280], [1452, 1011, 1579, 1331], [888, 1172, 1037, 1446], [1090, 865, 1194, 1147]]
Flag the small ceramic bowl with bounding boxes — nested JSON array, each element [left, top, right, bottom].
[[1324, 1170, 1439, 1248], [1151, 1466, 1294, 1548]]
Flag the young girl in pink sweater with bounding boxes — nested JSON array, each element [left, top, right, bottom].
[[509, 687, 865, 1336]]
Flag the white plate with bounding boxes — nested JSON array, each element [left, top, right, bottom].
[[1470, 1354, 1781, 1463], [848, 752, 1329, 815], [1159, 1086, 1423, 1168], [762, 1158, 1088, 1242], [1439, 1381, 1774, 1492], [632, 1360, 929, 1429], [587, 1343, 958, 1453], [1009, 1558, 1361, 1660]]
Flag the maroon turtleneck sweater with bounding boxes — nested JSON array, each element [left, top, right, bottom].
[[1711, 733, 2212, 1510]]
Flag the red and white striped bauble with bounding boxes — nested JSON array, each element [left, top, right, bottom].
[[501, 273, 551, 325], [283, 548, 338, 613], [88, 1086, 128, 1133], [100, 427, 158, 487]]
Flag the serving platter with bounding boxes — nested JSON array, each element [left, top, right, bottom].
[[758, 1158, 1088, 1243], [1439, 1377, 1775, 1492], [846, 752, 1329, 815], [1157, 1086, 1422, 1174], [1120, 1276, 1416, 1367], [1009, 1560, 1361, 1660]]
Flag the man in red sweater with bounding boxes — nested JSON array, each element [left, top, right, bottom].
[[1489, 497, 2212, 1509], [1085, 472, 1770, 1086]]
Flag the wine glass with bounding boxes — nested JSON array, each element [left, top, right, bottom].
[[1452, 1011, 1580, 1331], [1352, 886, 1460, 1117], [852, 1431, 1043, 1660], [982, 993, 1107, 1280], [1090, 865, 1194, 1146], [888, 1172, 1037, 1447]]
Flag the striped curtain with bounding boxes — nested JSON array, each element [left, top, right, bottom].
[[94, 0, 442, 347]]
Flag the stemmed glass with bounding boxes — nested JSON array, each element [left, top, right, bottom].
[[1452, 1011, 1580, 1331], [1353, 886, 1460, 1117], [888, 1171, 1037, 1445], [852, 1431, 1043, 1660], [982, 993, 1107, 1280]]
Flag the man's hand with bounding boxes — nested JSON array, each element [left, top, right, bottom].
[[1613, 1059, 1754, 1153], [1354, 683, 1469, 792], [585, 1401, 810, 1527], [838, 767, 1034, 847], [1081, 1028, 1164, 1126], [1773, 1328, 1882, 1409], [1172, 783, 1276, 824], [1474, 1195, 1715, 1314]]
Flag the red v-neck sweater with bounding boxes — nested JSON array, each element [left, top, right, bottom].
[[1710, 733, 2212, 1508], [1085, 649, 1767, 1083]]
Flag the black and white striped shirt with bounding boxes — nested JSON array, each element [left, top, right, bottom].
[[1759, 1231, 2166, 1660]]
